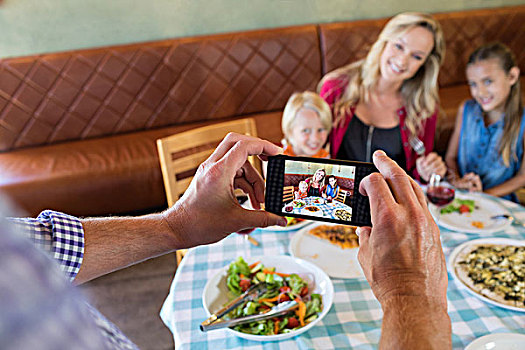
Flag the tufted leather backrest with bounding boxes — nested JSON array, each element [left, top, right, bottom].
[[0, 26, 321, 152], [319, 6, 525, 88]]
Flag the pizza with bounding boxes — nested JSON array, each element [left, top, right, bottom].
[[307, 225, 359, 249], [454, 244, 525, 308]]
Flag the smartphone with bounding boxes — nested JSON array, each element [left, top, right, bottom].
[[265, 155, 377, 226]]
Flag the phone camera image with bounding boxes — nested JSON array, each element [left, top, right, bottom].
[[265, 155, 375, 227], [280, 161, 354, 222]]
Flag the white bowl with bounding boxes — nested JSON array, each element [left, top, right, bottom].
[[202, 255, 334, 341]]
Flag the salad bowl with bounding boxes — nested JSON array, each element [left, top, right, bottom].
[[202, 255, 334, 341]]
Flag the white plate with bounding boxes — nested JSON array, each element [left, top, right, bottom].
[[448, 238, 525, 312], [202, 255, 334, 341], [263, 219, 313, 232], [289, 222, 364, 279], [430, 192, 512, 233], [465, 333, 525, 350], [332, 208, 352, 221], [301, 206, 324, 216]]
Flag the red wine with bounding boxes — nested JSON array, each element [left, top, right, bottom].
[[427, 186, 455, 206]]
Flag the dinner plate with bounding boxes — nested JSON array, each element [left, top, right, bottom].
[[332, 208, 352, 221], [448, 238, 525, 312], [301, 206, 324, 217], [202, 255, 334, 341], [429, 192, 512, 234], [289, 222, 364, 279], [465, 333, 525, 350], [263, 219, 313, 232]]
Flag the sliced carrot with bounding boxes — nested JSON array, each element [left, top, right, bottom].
[[249, 261, 260, 269], [258, 295, 280, 303], [274, 320, 280, 334], [294, 298, 306, 327], [262, 268, 290, 277]]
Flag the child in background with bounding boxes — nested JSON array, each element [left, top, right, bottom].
[[324, 175, 340, 201], [294, 181, 308, 200], [281, 91, 332, 158], [445, 42, 525, 202]]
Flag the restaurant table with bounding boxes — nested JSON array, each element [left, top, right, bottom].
[[283, 196, 352, 220], [160, 194, 525, 349]]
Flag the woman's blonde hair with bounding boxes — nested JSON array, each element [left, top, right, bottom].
[[318, 12, 445, 136], [282, 91, 333, 144], [468, 42, 523, 167]]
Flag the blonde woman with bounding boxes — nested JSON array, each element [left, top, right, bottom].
[[318, 12, 447, 181], [281, 91, 332, 158]]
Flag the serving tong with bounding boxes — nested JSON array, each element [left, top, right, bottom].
[[200, 300, 299, 331], [201, 282, 299, 332]]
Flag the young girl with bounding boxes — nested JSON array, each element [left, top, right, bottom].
[[445, 42, 525, 202], [324, 175, 340, 200], [281, 91, 332, 158]]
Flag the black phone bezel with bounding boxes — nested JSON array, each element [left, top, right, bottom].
[[265, 155, 376, 227]]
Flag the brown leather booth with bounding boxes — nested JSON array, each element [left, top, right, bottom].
[[1, 6, 524, 217]]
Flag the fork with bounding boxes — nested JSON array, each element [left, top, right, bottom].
[[490, 214, 525, 227], [409, 137, 426, 157]]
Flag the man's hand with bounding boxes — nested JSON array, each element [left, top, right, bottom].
[[357, 150, 451, 349], [164, 133, 287, 248], [416, 152, 447, 182]]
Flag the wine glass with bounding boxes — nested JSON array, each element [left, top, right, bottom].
[[426, 173, 455, 224]]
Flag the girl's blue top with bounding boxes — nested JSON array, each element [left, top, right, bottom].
[[458, 99, 525, 202], [326, 184, 339, 198]]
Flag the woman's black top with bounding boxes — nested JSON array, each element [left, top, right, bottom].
[[336, 114, 406, 169], [307, 185, 321, 197]]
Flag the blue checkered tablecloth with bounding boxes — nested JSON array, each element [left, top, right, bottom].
[[160, 196, 525, 349], [284, 197, 352, 220]]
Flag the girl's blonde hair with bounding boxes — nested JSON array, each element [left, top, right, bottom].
[[282, 91, 333, 144], [468, 42, 523, 167], [318, 12, 445, 136]]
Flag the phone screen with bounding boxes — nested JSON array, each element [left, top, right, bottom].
[[265, 155, 377, 226]]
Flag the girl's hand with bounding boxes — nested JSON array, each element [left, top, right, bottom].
[[463, 173, 483, 192], [416, 152, 447, 182]]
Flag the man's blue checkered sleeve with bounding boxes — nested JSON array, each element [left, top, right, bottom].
[[8, 210, 84, 281]]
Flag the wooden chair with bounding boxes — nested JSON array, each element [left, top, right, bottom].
[[283, 186, 295, 203], [335, 189, 347, 204], [156, 118, 260, 265]]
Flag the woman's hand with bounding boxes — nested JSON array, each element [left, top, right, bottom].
[[416, 152, 447, 182]]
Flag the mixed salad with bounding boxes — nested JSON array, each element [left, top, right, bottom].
[[440, 198, 476, 214], [285, 217, 305, 227], [225, 257, 323, 335]]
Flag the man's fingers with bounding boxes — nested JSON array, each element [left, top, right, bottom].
[[234, 177, 260, 210], [371, 150, 415, 204], [360, 172, 396, 221], [239, 161, 266, 204], [241, 209, 287, 228], [356, 226, 371, 269], [211, 133, 281, 165], [219, 138, 281, 180], [409, 177, 428, 207]]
